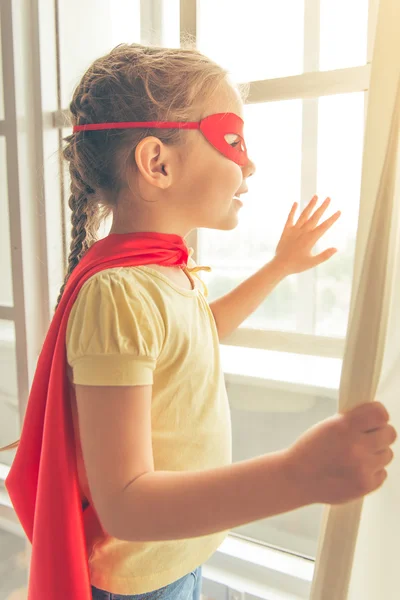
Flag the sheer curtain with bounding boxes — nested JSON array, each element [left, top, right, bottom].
[[310, 0, 400, 598]]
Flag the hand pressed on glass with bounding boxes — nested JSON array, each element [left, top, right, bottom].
[[274, 195, 341, 274]]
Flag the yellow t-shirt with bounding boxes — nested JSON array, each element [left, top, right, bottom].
[[66, 263, 232, 595]]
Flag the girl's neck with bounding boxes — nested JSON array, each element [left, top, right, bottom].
[[109, 204, 191, 239], [109, 221, 190, 239]]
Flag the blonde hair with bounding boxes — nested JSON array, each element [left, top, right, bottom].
[[1, 41, 249, 453]]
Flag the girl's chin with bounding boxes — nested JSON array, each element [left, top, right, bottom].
[[198, 203, 242, 231], [209, 215, 240, 232]]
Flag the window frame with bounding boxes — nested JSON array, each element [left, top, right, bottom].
[[0, 1, 380, 598]]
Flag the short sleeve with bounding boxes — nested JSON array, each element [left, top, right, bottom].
[[66, 269, 165, 386]]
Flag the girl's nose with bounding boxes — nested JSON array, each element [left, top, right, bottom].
[[243, 156, 256, 178]]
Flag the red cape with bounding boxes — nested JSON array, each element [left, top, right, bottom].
[[5, 232, 190, 599]]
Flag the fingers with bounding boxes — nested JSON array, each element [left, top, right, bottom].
[[372, 469, 388, 489], [295, 195, 318, 227], [348, 401, 390, 432], [307, 211, 341, 246], [299, 196, 332, 229], [295, 196, 341, 251], [363, 424, 398, 452], [369, 447, 394, 470], [284, 202, 298, 228], [309, 248, 338, 267]]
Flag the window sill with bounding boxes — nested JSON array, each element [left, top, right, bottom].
[[217, 536, 313, 582], [220, 345, 342, 404], [203, 534, 313, 600]]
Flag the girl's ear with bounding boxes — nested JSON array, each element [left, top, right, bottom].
[[134, 136, 173, 190]]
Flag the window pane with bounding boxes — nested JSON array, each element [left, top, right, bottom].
[[320, 0, 368, 71], [197, 0, 369, 83], [199, 100, 302, 331], [161, 0, 180, 48], [0, 321, 19, 467], [58, 0, 141, 107], [0, 137, 13, 306], [315, 92, 365, 337], [227, 371, 337, 557], [197, 0, 304, 82], [199, 92, 364, 338]]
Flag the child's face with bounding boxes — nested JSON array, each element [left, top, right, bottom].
[[177, 81, 256, 232], [115, 80, 256, 239]]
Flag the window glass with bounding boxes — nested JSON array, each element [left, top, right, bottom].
[[226, 370, 338, 558], [197, 0, 304, 82], [320, 0, 368, 71], [199, 100, 302, 332], [199, 92, 365, 337], [58, 0, 141, 108], [197, 0, 369, 83], [315, 92, 365, 337]]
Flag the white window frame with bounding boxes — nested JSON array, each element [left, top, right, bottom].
[[0, 0, 61, 555]]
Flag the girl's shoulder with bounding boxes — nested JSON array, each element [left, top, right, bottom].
[[77, 266, 165, 302], [66, 267, 166, 369], [69, 266, 165, 326]]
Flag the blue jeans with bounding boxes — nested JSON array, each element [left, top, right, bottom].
[[91, 566, 202, 600]]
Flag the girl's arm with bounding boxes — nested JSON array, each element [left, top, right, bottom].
[[75, 382, 308, 542], [210, 197, 341, 340], [209, 258, 286, 340], [75, 384, 395, 542]]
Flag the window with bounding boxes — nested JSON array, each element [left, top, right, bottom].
[[200, 92, 364, 339], [0, 1, 378, 598], [54, 0, 374, 568]]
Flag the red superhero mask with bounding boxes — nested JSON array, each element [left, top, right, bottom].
[[73, 112, 249, 166]]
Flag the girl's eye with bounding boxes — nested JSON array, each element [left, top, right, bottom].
[[224, 134, 244, 150], [231, 140, 245, 152]]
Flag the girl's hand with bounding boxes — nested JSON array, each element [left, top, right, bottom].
[[273, 195, 341, 275], [285, 401, 396, 505]]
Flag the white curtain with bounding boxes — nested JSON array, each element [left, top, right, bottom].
[[310, 0, 400, 598]]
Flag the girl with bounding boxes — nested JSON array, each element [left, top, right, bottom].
[[3, 43, 397, 600]]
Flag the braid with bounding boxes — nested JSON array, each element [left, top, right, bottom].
[[68, 190, 90, 264], [55, 156, 98, 309], [55, 193, 88, 308]]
